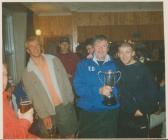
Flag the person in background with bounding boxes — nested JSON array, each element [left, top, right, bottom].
[[22, 36, 78, 138], [150, 73, 166, 138], [117, 42, 158, 138], [84, 37, 94, 59], [57, 37, 80, 82], [3, 63, 37, 139], [145, 46, 165, 138], [13, 80, 43, 137], [73, 35, 120, 138], [145, 47, 164, 86], [76, 43, 88, 60]]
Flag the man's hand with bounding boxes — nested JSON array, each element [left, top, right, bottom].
[[87, 54, 93, 59], [134, 109, 143, 117], [43, 116, 52, 129], [99, 85, 112, 97]]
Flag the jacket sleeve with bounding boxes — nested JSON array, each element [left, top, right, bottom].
[[73, 61, 99, 98], [22, 71, 54, 119], [4, 118, 31, 139], [3, 93, 31, 139]]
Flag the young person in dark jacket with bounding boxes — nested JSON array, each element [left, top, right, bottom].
[[73, 35, 120, 138], [117, 42, 158, 138]]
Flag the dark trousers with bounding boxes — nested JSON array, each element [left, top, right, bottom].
[[78, 108, 119, 138], [29, 103, 78, 138], [118, 111, 149, 138]]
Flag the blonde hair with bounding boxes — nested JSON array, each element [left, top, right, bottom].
[[25, 36, 41, 48], [25, 36, 44, 53], [118, 42, 135, 51]]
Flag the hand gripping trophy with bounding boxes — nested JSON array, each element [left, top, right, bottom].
[[98, 70, 121, 106]]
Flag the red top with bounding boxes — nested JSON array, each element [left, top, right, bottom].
[[3, 91, 37, 139], [57, 52, 80, 82]]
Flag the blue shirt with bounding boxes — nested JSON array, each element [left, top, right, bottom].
[[13, 81, 27, 106], [73, 56, 120, 112]]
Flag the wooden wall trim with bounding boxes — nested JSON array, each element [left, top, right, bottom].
[[75, 11, 163, 26]]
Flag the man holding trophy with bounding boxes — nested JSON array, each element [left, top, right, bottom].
[[73, 35, 121, 138]]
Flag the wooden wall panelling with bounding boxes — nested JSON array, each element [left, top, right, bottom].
[[78, 25, 137, 42], [109, 25, 137, 41], [137, 24, 164, 40], [34, 15, 73, 37], [33, 11, 164, 43], [77, 24, 164, 42], [75, 12, 163, 26], [77, 26, 110, 42]]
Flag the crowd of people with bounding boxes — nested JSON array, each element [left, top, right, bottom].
[[3, 34, 165, 138]]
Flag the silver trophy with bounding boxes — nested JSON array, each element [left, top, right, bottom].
[[98, 70, 121, 106]]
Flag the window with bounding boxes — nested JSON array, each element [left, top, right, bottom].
[[3, 8, 17, 83]]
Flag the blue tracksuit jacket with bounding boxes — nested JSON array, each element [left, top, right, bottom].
[[73, 58, 120, 112]]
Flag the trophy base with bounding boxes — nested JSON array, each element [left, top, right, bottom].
[[102, 96, 117, 106]]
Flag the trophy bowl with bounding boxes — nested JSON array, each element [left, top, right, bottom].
[[98, 70, 121, 106]]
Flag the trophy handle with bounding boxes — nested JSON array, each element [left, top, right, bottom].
[[115, 71, 121, 83], [98, 71, 104, 85]]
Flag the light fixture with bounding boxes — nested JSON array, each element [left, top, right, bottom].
[[35, 29, 42, 36]]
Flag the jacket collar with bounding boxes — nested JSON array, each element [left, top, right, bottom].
[[92, 54, 111, 65]]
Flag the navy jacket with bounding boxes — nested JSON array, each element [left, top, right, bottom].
[[117, 61, 158, 115]]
